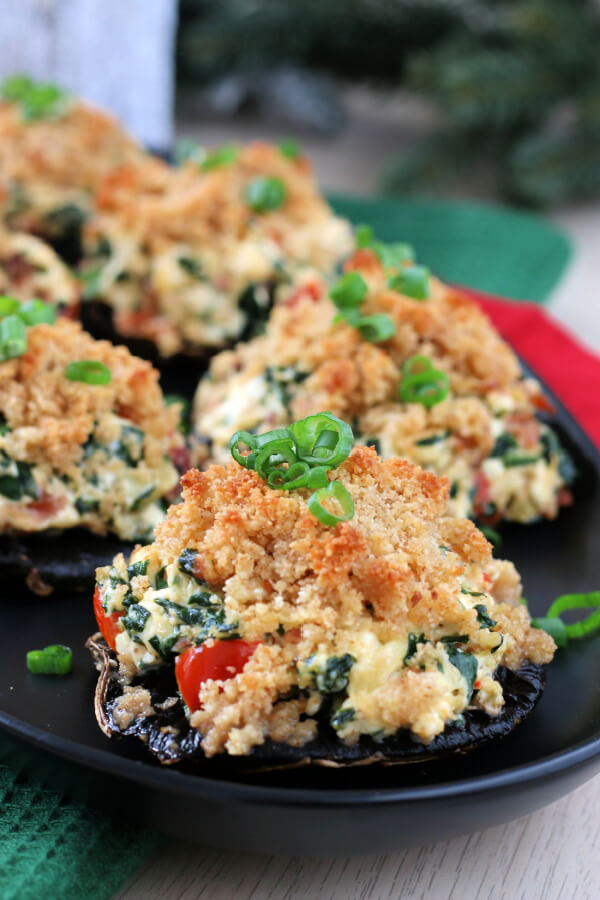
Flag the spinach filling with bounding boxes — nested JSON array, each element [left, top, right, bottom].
[[305, 653, 356, 694], [264, 365, 309, 416], [0, 450, 37, 501]]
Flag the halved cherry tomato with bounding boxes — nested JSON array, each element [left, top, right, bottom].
[[175, 640, 260, 712], [93, 586, 124, 651]]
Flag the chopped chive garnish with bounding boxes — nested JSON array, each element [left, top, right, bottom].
[[329, 272, 367, 309], [388, 265, 430, 300], [329, 271, 396, 343], [2, 75, 68, 121], [201, 144, 238, 171], [65, 360, 111, 385], [18, 298, 56, 326], [0, 296, 19, 317], [355, 314, 396, 342], [26, 644, 72, 676], [230, 413, 355, 526], [0, 314, 27, 361], [532, 591, 600, 647], [308, 480, 355, 527], [399, 355, 450, 409], [244, 176, 287, 212], [279, 138, 301, 160]]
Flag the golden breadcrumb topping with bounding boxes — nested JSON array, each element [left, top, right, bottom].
[[107, 448, 554, 756], [80, 143, 353, 355], [0, 97, 142, 196], [0, 318, 178, 470], [194, 255, 567, 523], [91, 142, 346, 250]]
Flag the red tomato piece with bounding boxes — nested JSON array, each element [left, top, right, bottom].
[[93, 586, 124, 651], [175, 640, 259, 712]]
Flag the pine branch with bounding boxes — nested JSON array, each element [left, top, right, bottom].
[[506, 128, 600, 207]]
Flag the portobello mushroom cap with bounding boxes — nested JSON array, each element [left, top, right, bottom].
[[87, 634, 546, 770]]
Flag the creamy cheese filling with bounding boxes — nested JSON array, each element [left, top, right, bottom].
[[0, 413, 179, 540], [194, 369, 571, 524], [99, 546, 238, 672], [99, 542, 514, 745]]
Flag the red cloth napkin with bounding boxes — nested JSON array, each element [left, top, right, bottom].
[[460, 288, 600, 450]]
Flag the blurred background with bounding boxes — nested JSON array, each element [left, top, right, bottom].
[[3, 0, 599, 341]]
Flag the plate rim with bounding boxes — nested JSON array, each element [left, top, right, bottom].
[[2, 706, 600, 807]]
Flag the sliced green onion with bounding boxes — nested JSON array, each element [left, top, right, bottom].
[[547, 591, 600, 639], [1, 74, 33, 102], [245, 176, 287, 212], [22, 83, 67, 120], [254, 438, 297, 479], [389, 265, 430, 300], [399, 370, 450, 409], [201, 144, 238, 171], [306, 466, 330, 489], [268, 461, 310, 490], [375, 241, 415, 271], [0, 296, 19, 318], [402, 355, 435, 379], [329, 272, 368, 309], [65, 360, 111, 385], [26, 644, 72, 676], [531, 591, 600, 647], [18, 298, 56, 326], [355, 314, 396, 342], [355, 224, 374, 247], [308, 480, 355, 527], [0, 315, 27, 361], [334, 308, 363, 327], [279, 138, 301, 160], [230, 431, 258, 469], [289, 412, 353, 468]]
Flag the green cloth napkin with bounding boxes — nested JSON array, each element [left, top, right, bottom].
[[329, 196, 572, 303], [0, 196, 572, 899]]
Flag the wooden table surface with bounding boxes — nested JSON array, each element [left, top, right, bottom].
[[117, 101, 600, 900]]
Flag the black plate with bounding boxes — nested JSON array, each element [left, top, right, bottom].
[[1, 369, 599, 855]]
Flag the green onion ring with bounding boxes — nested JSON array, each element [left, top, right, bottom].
[[268, 461, 311, 490], [308, 480, 355, 527], [254, 438, 298, 479], [0, 314, 27, 361], [402, 355, 435, 379], [547, 591, 600, 639], [18, 298, 56, 326], [289, 412, 353, 468], [0, 295, 19, 318], [399, 370, 450, 409], [230, 431, 258, 469], [355, 314, 396, 343], [26, 644, 72, 676], [65, 360, 111, 385]]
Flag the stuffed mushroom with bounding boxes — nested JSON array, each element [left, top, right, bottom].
[[0, 75, 144, 257], [0, 297, 188, 591], [79, 142, 354, 358], [88, 418, 555, 767], [193, 238, 574, 526]]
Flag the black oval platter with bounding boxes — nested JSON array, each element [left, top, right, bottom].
[[1, 347, 599, 854]]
